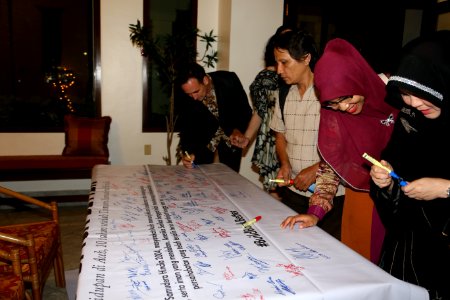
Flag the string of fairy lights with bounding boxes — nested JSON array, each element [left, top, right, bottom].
[[45, 66, 76, 113]]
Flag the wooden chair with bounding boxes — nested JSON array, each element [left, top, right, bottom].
[[0, 186, 65, 300], [0, 248, 26, 300]]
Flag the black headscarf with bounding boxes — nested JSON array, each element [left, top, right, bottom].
[[387, 30, 450, 113], [384, 30, 450, 181], [377, 32, 450, 299]]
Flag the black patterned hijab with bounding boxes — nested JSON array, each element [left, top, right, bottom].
[[387, 30, 450, 116], [385, 30, 450, 181]]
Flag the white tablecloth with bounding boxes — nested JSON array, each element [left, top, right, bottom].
[[76, 164, 429, 300]]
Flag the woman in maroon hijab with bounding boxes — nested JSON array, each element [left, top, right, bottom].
[[281, 38, 398, 264]]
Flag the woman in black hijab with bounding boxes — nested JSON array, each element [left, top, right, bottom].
[[369, 30, 450, 300]]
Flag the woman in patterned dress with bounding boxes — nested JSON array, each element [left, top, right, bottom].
[[231, 26, 291, 191]]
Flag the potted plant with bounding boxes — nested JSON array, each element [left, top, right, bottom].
[[129, 20, 217, 165]]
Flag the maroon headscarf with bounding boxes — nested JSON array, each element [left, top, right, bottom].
[[314, 38, 399, 191]]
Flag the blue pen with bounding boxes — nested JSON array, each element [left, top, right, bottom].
[[362, 153, 407, 186], [308, 183, 316, 192], [387, 171, 407, 186]]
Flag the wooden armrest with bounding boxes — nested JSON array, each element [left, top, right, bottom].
[[0, 186, 60, 224], [0, 232, 34, 248], [0, 186, 52, 210]]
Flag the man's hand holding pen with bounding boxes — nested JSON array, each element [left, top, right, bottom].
[[182, 151, 197, 169]]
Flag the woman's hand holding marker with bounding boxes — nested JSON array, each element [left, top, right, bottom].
[[363, 153, 407, 187]]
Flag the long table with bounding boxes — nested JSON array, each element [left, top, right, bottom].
[[76, 164, 429, 299]]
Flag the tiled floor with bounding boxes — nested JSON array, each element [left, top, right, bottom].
[[0, 201, 88, 299]]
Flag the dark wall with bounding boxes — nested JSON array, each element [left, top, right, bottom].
[[284, 0, 437, 74]]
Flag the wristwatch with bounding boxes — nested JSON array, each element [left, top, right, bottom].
[[447, 187, 450, 198]]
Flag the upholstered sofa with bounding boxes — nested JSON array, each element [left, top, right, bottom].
[[0, 115, 111, 182]]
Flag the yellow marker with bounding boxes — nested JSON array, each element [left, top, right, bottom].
[[269, 178, 294, 185], [362, 153, 406, 186], [362, 153, 391, 173], [242, 216, 262, 228], [184, 151, 192, 160]]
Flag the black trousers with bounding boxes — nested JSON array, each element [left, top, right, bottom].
[[279, 187, 344, 240]]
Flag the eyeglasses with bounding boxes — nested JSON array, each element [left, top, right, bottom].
[[323, 95, 353, 109]]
